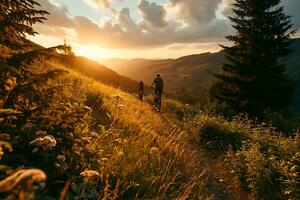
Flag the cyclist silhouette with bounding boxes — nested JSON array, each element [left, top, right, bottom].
[[151, 74, 164, 112]]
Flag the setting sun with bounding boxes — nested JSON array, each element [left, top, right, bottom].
[[73, 44, 113, 60]]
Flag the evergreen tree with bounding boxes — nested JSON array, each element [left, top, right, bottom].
[[0, 0, 48, 49], [211, 0, 296, 116]]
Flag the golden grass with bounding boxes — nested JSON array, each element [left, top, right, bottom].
[[56, 66, 213, 199]]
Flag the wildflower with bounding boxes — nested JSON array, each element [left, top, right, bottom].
[[80, 170, 100, 183], [0, 169, 47, 192], [29, 135, 57, 151]]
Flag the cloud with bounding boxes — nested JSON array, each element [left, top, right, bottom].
[[85, 0, 116, 13], [34, 0, 232, 49], [137, 0, 167, 27], [170, 0, 223, 26], [37, 0, 73, 27], [34, 0, 299, 50], [222, 0, 235, 17]]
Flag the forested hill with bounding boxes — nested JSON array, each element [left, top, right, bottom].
[[101, 38, 300, 112]]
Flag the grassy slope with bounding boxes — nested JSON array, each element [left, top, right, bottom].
[[0, 55, 214, 199], [57, 63, 247, 200], [61, 67, 217, 199], [1, 39, 143, 95], [1, 46, 299, 199], [77, 65, 299, 200], [53, 55, 148, 94]]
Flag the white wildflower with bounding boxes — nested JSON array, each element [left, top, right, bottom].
[[80, 170, 100, 183], [29, 135, 57, 151], [0, 169, 47, 192]]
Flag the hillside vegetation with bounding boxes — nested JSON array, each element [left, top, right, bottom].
[[0, 51, 212, 199], [1, 49, 299, 200]]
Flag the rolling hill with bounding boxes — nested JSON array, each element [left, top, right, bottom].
[[1, 40, 146, 94], [53, 55, 145, 93], [101, 52, 224, 96], [101, 38, 300, 112]]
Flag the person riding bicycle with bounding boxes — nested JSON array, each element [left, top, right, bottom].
[[151, 74, 164, 111], [137, 80, 145, 101]]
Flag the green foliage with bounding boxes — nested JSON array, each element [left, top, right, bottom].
[[226, 139, 300, 200], [0, 54, 107, 199], [152, 97, 198, 121], [0, 0, 48, 49], [211, 0, 296, 117], [199, 122, 247, 153], [170, 104, 300, 199]]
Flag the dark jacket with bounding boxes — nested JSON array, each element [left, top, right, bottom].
[[152, 77, 164, 91]]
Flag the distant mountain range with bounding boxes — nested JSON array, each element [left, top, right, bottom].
[[101, 38, 300, 113], [101, 52, 224, 96]]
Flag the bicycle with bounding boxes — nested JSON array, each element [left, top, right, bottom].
[[154, 92, 162, 112]]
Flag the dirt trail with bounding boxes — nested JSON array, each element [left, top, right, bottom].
[[158, 111, 247, 200]]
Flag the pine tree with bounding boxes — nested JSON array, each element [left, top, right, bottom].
[[211, 0, 296, 116], [0, 0, 48, 49]]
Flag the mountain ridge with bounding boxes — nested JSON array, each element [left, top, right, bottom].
[[101, 38, 300, 113]]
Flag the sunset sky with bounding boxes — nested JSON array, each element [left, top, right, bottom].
[[29, 0, 300, 60]]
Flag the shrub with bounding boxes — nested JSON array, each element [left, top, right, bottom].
[[199, 122, 247, 153], [226, 133, 300, 200]]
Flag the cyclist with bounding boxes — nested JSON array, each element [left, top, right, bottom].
[[151, 74, 164, 111]]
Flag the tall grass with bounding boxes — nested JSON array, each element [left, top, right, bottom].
[[0, 60, 212, 199], [67, 69, 212, 199]]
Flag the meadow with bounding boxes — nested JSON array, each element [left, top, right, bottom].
[[1, 50, 299, 199]]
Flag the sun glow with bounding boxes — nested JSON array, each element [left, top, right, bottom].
[[73, 44, 113, 60]]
